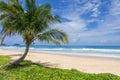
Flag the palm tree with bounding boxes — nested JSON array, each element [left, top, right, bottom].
[[0, 0, 68, 66]]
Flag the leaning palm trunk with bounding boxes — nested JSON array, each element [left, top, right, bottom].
[[0, 33, 7, 46], [10, 42, 31, 66]]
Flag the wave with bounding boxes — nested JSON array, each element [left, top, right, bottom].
[[0, 46, 25, 49], [1, 46, 120, 52], [30, 48, 120, 53], [1, 46, 120, 58], [81, 48, 120, 52]]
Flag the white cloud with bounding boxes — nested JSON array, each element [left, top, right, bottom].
[[74, 0, 120, 45], [53, 15, 87, 43], [56, 0, 120, 45], [61, 0, 101, 17], [91, 5, 101, 17], [55, 0, 102, 44], [80, 0, 101, 17], [109, 0, 120, 16]]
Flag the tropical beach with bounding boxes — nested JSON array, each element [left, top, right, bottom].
[[0, 0, 120, 79]]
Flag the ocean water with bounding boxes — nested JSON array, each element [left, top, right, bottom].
[[0, 45, 120, 58]]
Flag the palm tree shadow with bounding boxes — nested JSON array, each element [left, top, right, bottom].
[[5, 60, 59, 70], [7, 54, 22, 56], [34, 61, 59, 68]]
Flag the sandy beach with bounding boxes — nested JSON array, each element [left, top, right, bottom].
[[0, 49, 120, 75]]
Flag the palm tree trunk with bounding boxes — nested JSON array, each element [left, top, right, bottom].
[[10, 42, 31, 66], [0, 33, 7, 46]]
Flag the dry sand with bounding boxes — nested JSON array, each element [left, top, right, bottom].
[[0, 49, 120, 75]]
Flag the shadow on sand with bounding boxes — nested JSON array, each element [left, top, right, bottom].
[[6, 54, 22, 56], [4, 60, 59, 70]]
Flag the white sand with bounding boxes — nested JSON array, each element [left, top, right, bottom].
[[0, 49, 120, 75]]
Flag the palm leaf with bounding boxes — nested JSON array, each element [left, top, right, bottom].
[[37, 29, 68, 45]]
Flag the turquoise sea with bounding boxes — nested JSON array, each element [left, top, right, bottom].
[[1, 45, 120, 58]]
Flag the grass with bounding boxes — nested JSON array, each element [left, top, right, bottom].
[[0, 56, 120, 80]]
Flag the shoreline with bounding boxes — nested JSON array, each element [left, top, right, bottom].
[[0, 49, 120, 75], [1, 48, 120, 60], [31, 51, 120, 60]]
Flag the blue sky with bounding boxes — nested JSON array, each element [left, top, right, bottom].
[[2, 0, 120, 45]]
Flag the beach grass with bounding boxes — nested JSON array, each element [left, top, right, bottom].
[[0, 56, 120, 80]]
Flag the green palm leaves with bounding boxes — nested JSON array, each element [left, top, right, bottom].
[[37, 29, 68, 46]]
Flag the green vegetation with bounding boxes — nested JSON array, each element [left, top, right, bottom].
[[0, 56, 120, 80]]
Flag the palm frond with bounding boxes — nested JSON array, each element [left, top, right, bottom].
[[0, 13, 8, 20], [37, 29, 68, 45], [25, 0, 36, 11], [0, 0, 24, 23]]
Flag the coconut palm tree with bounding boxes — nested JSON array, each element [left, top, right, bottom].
[[0, 0, 68, 66]]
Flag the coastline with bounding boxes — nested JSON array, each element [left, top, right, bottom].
[[0, 49, 120, 75], [29, 50, 120, 60]]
